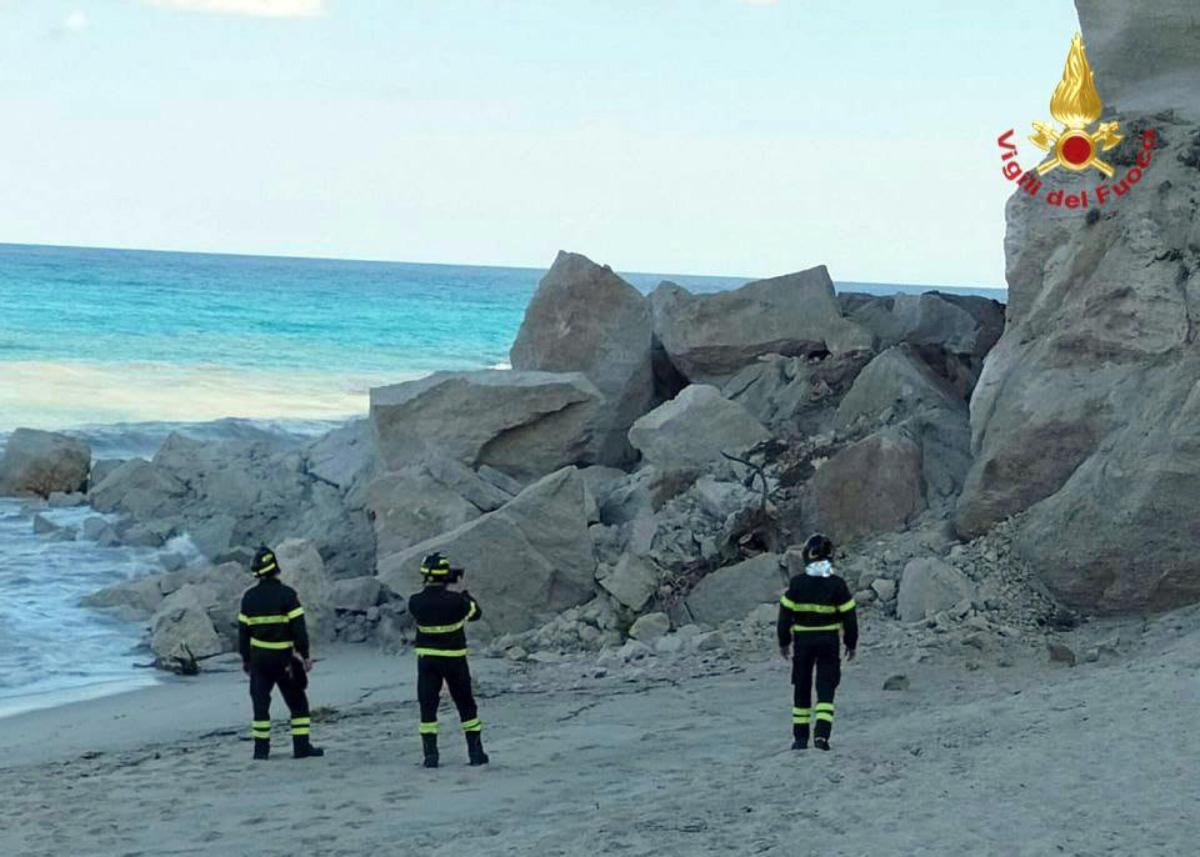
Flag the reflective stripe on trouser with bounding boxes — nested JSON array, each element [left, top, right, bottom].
[[251, 719, 271, 739], [815, 702, 835, 723], [792, 707, 811, 725], [292, 716, 311, 736], [419, 721, 439, 735], [461, 717, 482, 733]]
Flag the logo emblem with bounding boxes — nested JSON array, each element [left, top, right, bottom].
[[1029, 33, 1122, 178]]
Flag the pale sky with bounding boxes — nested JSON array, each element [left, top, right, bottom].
[[0, 0, 1081, 286]]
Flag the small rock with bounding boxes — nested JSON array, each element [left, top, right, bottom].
[[871, 578, 897, 601], [504, 646, 529, 662], [1047, 642, 1077, 667], [696, 631, 725, 652], [629, 612, 671, 642], [32, 514, 60, 535], [159, 552, 187, 573], [48, 492, 86, 508], [618, 639, 654, 661], [883, 674, 910, 691], [655, 635, 685, 655]]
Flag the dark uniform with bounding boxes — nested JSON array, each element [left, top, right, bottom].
[[238, 547, 322, 760], [408, 553, 487, 767], [777, 567, 858, 749]]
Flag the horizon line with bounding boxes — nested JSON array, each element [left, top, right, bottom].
[[0, 240, 1006, 293]]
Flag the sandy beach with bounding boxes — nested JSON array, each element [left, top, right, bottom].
[[3, 610, 1197, 857]]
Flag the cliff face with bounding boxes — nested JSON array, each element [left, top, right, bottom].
[[1076, 0, 1200, 119], [956, 2, 1200, 612]]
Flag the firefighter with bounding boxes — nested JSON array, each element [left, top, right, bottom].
[[408, 552, 488, 768], [777, 533, 858, 751], [238, 546, 324, 761]]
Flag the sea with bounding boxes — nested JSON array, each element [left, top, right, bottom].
[[0, 242, 1006, 715]]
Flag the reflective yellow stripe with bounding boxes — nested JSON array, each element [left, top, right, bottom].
[[250, 638, 294, 650], [251, 720, 271, 728], [415, 647, 467, 657], [461, 718, 482, 732], [837, 599, 856, 613], [793, 624, 842, 632], [791, 708, 810, 715], [781, 597, 838, 614], [291, 727, 311, 736], [256, 561, 278, 575], [241, 614, 290, 626], [291, 717, 311, 726], [417, 619, 467, 634], [286, 607, 305, 620], [792, 707, 811, 723], [466, 600, 478, 621], [419, 722, 439, 734], [251, 731, 270, 739], [815, 703, 836, 712], [816, 712, 835, 723]]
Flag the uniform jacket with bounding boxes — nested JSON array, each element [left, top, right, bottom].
[[776, 572, 859, 651], [238, 577, 310, 662], [408, 585, 482, 657]]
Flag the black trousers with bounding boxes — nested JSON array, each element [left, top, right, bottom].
[[250, 654, 311, 742], [791, 635, 841, 742], [417, 655, 481, 736]]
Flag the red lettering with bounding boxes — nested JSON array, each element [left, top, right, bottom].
[[1003, 161, 1022, 180], [1137, 150, 1152, 168], [997, 129, 1017, 150]]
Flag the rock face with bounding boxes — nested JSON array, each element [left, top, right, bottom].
[[650, 266, 873, 384], [897, 558, 975, 622], [684, 553, 785, 626], [150, 585, 226, 663], [510, 251, 655, 465], [370, 370, 603, 482], [366, 457, 514, 558], [88, 433, 373, 578], [0, 429, 91, 497], [809, 432, 926, 543], [597, 553, 661, 612], [376, 468, 597, 635], [274, 538, 334, 643], [955, 102, 1200, 611], [835, 346, 964, 431], [1075, 0, 1200, 119], [628, 385, 771, 469]]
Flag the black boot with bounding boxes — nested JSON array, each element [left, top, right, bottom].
[[253, 738, 270, 761], [813, 737, 831, 752], [422, 734, 439, 769], [466, 731, 489, 766], [293, 735, 325, 759]]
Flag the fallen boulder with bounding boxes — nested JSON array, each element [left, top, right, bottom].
[[377, 467, 597, 635], [370, 370, 603, 481], [834, 345, 964, 431], [684, 553, 785, 626], [628, 385, 771, 470], [808, 431, 926, 543], [0, 429, 91, 498], [274, 538, 334, 643], [650, 266, 873, 384], [510, 251, 655, 465], [897, 558, 974, 622], [597, 553, 661, 612], [150, 585, 225, 663]]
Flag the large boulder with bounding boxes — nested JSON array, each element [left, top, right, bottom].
[[840, 292, 1005, 359], [684, 553, 786, 626], [274, 538, 334, 643], [597, 553, 661, 612], [376, 467, 597, 635], [650, 266, 873, 385], [88, 434, 373, 578], [809, 431, 926, 543], [366, 457, 514, 557], [954, 70, 1200, 611], [628, 385, 771, 470], [897, 558, 975, 622], [721, 352, 872, 436], [1076, 0, 1200, 119], [370, 370, 603, 482], [0, 429, 91, 498], [510, 252, 655, 465], [150, 585, 225, 662], [835, 345, 965, 431]]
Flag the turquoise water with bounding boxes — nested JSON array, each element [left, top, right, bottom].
[[0, 243, 1005, 432], [0, 242, 1004, 709]]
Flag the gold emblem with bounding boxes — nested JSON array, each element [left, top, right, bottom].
[[1030, 33, 1122, 177]]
